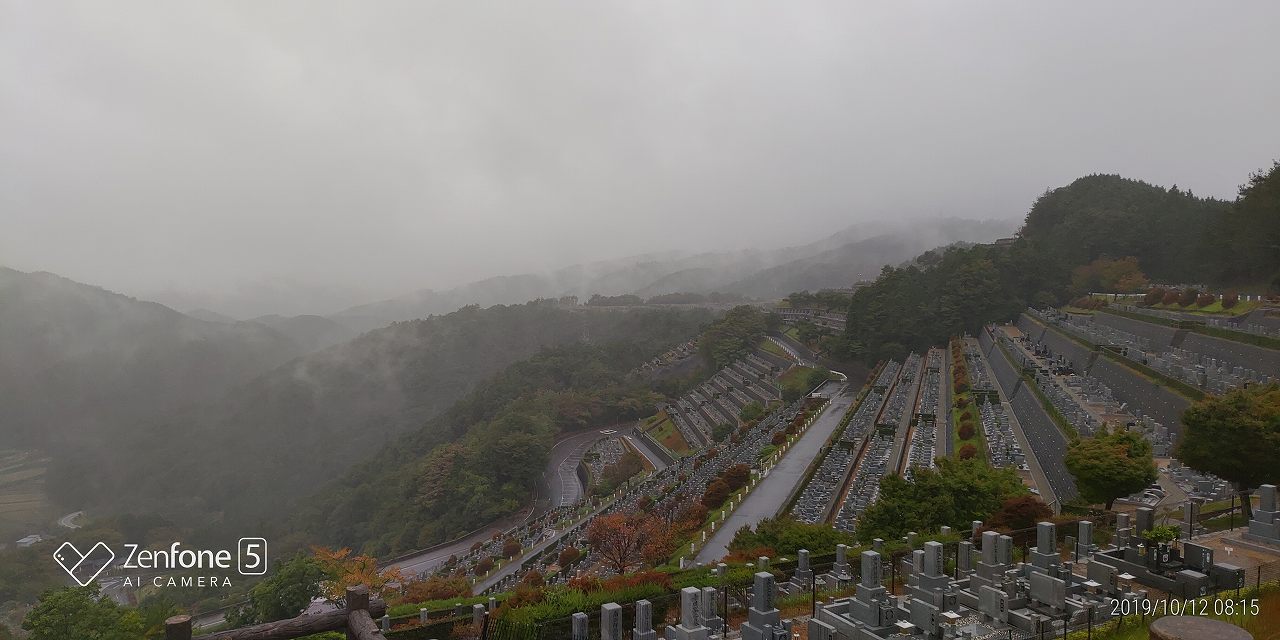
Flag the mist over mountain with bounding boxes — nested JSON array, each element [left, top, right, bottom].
[[0, 268, 309, 449], [332, 217, 1017, 328], [246, 314, 356, 352], [43, 300, 714, 537]]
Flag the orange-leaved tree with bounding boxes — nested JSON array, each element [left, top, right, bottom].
[[311, 546, 405, 603]]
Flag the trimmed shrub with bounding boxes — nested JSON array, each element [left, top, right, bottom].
[[722, 464, 750, 492], [1178, 288, 1199, 307], [557, 547, 580, 566], [1161, 290, 1181, 305], [958, 444, 978, 460], [1144, 287, 1166, 306], [1196, 293, 1216, 307], [1223, 290, 1240, 309], [701, 479, 731, 509], [502, 538, 522, 559], [958, 422, 976, 440]]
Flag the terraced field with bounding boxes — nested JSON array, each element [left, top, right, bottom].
[[0, 450, 55, 540]]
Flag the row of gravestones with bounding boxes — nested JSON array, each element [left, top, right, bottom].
[[562, 572, 789, 640], [811, 520, 1120, 639], [443, 501, 1280, 640]]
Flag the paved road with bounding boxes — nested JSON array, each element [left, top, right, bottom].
[[58, 510, 84, 529], [625, 431, 669, 471], [694, 384, 855, 563], [543, 428, 617, 509], [387, 513, 524, 578], [768, 335, 811, 367], [387, 428, 614, 580]]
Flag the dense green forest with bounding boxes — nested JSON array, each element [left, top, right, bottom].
[[67, 302, 713, 544], [292, 307, 761, 555], [699, 305, 776, 368], [833, 164, 1280, 362]]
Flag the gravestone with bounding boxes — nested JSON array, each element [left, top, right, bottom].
[[795, 549, 813, 585], [1029, 521, 1058, 570], [571, 612, 588, 640], [1077, 520, 1094, 559], [472, 603, 485, 626], [665, 588, 708, 640], [978, 584, 1008, 623], [996, 534, 1013, 565], [633, 599, 657, 640], [701, 587, 722, 633], [957, 541, 973, 574], [601, 603, 622, 640], [1115, 512, 1133, 549], [1029, 572, 1067, 613], [1135, 507, 1155, 541], [741, 572, 781, 640], [923, 541, 943, 577], [1245, 484, 1280, 545], [1183, 542, 1213, 571], [831, 543, 851, 581], [980, 531, 997, 564]]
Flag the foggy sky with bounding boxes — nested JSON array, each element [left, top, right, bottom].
[[3, 2, 1279, 317]]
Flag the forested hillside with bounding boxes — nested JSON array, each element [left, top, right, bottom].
[[57, 302, 714, 541], [0, 268, 307, 448], [292, 306, 748, 555], [834, 164, 1280, 363]]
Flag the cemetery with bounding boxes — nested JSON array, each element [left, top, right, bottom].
[[367, 517, 1273, 640], [979, 327, 1079, 504], [790, 366, 891, 525], [1034, 307, 1273, 395], [661, 351, 782, 450], [999, 322, 1177, 457]]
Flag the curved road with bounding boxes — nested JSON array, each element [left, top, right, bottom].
[[542, 428, 618, 509], [388, 427, 617, 579]]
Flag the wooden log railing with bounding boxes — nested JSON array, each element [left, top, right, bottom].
[[166, 586, 389, 640]]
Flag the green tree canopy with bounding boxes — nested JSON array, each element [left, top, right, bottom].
[[700, 306, 768, 368], [1064, 427, 1157, 510], [739, 402, 765, 423], [1176, 384, 1280, 518], [854, 458, 1026, 543], [22, 585, 144, 640], [227, 555, 333, 627], [729, 517, 857, 557]]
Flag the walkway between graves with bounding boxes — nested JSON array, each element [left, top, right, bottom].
[[695, 385, 857, 563]]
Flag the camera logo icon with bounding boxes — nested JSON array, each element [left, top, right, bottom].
[[53, 541, 115, 586]]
